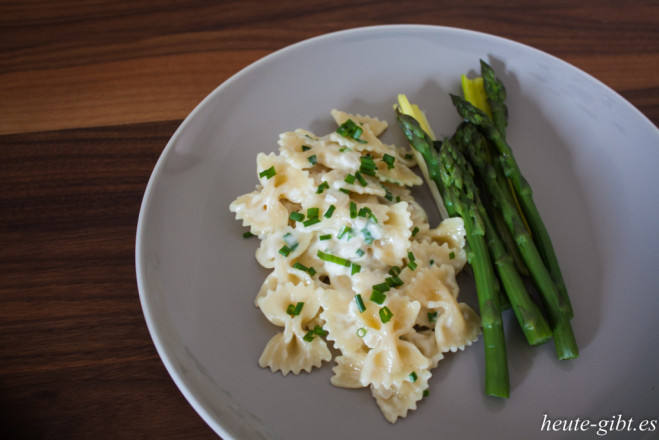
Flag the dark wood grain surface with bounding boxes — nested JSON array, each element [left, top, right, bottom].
[[1, 1, 657, 439]]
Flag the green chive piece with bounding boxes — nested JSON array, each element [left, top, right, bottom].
[[384, 187, 394, 201], [355, 248, 365, 257], [379, 306, 394, 323], [359, 155, 377, 176], [319, 234, 332, 241], [303, 217, 321, 227], [339, 188, 351, 195], [370, 289, 386, 305], [385, 276, 403, 287], [407, 260, 418, 271], [337, 119, 367, 143], [405, 153, 414, 160], [337, 225, 353, 240], [423, 389, 430, 397], [409, 371, 418, 382], [317, 250, 351, 267], [429, 259, 435, 266], [389, 266, 401, 276], [428, 311, 438, 322], [361, 227, 374, 244], [411, 226, 419, 237], [303, 330, 315, 342], [351, 262, 361, 275], [350, 201, 357, 218], [382, 153, 396, 169], [408, 251, 416, 261], [313, 325, 326, 336], [287, 302, 304, 316], [301, 145, 312, 151], [259, 166, 276, 179], [307, 155, 317, 165], [355, 171, 368, 187], [356, 327, 367, 338], [279, 245, 291, 257], [316, 181, 329, 194], [355, 294, 366, 313], [324, 205, 336, 218], [289, 211, 304, 222], [307, 207, 319, 219], [373, 282, 390, 293], [449, 251, 456, 260], [242, 231, 255, 238], [344, 174, 356, 184]]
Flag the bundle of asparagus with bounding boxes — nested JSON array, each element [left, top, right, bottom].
[[395, 60, 577, 399]]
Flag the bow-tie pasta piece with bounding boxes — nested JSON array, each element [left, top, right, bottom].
[[370, 367, 431, 424], [229, 153, 316, 235], [257, 282, 331, 375]]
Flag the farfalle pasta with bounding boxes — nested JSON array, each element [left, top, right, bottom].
[[230, 110, 481, 423]]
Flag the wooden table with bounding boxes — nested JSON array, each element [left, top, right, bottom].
[[1, 1, 657, 438]]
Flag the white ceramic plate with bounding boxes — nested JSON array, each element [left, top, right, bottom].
[[136, 25, 659, 439]]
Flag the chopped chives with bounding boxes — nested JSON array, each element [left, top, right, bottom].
[[356, 327, 367, 338], [307, 154, 317, 165], [407, 252, 417, 270], [339, 188, 351, 195], [316, 181, 329, 194], [423, 389, 430, 398], [369, 289, 386, 305], [360, 227, 374, 244], [242, 231, 255, 238], [354, 294, 366, 313], [449, 251, 456, 260], [355, 171, 368, 187], [355, 248, 365, 257], [259, 166, 276, 180], [344, 174, 356, 184], [287, 301, 304, 316], [357, 207, 377, 222], [337, 225, 353, 240], [283, 232, 297, 248], [429, 259, 435, 266], [411, 226, 419, 237], [379, 306, 394, 323], [317, 250, 351, 267], [279, 245, 292, 257], [324, 205, 336, 218], [382, 153, 396, 169], [389, 266, 401, 276], [384, 187, 394, 201], [307, 207, 319, 219], [359, 155, 377, 176], [372, 282, 390, 294], [293, 261, 313, 274], [350, 201, 357, 218], [303, 330, 315, 342], [351, 262, 361, 275], [336, 119, 367, 143], [303, 217, 321, 227], [409, 371, 418, 382], [319, 234, 332, 241], [301, 145, 312, 151], [428, 311, 438, 322], [405, 153, 414, 160], [385, 276, 403, 287], [313, 325, 327, 336], [289, 211, 305, 222]]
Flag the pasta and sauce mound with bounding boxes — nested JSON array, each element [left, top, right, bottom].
[[230, 110, 481, 423]]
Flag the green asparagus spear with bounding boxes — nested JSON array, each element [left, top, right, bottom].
[[456, 122, 578, 360], [480, 60, 508, 138], [396, 110, 510, 398], [452, 125, 552, 346], [450, 94, 574, 319]]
